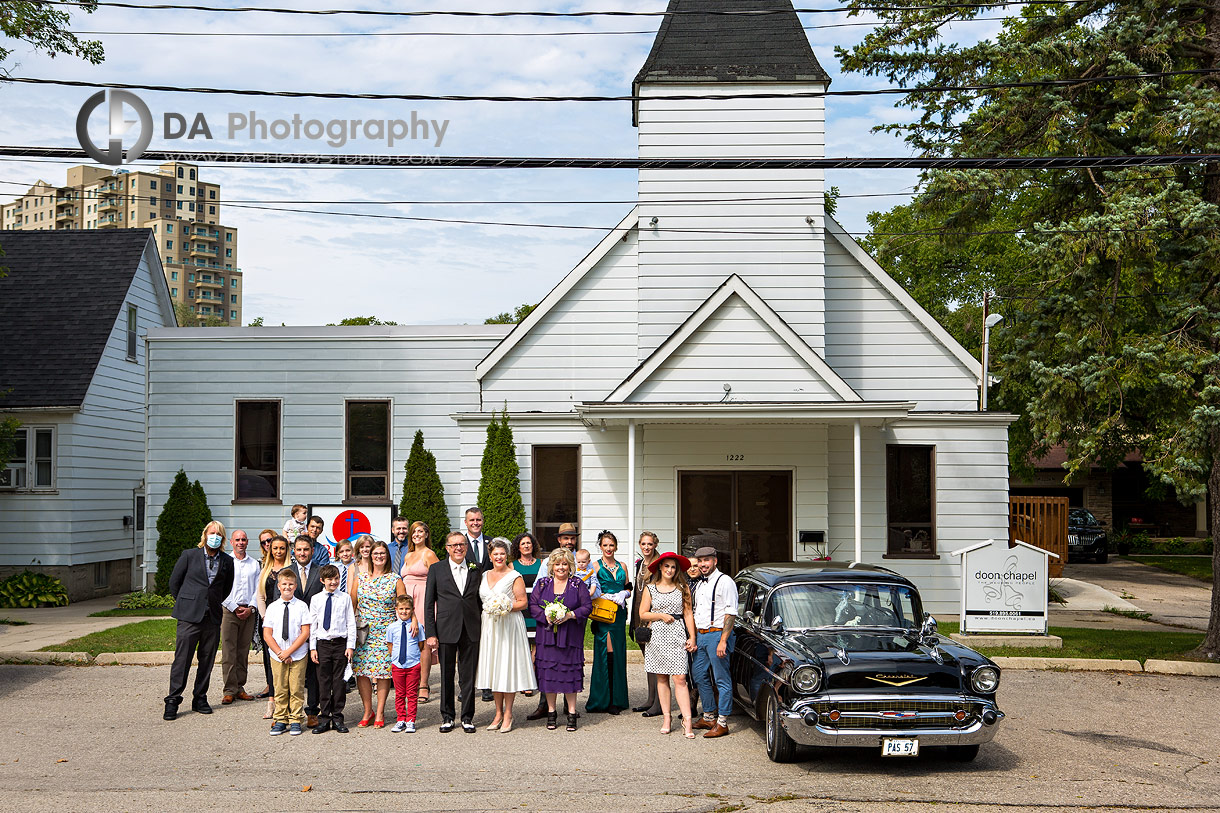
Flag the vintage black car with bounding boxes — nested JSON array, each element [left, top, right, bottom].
[[1068, 508, 1109, 563], [730, 562, 1004, 763]]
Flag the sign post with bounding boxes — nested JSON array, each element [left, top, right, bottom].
[[951, 538, 1059, 635]]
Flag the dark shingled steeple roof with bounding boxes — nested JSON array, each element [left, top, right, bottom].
[[634, 0, 830, 87], [0, 229, 155, 409]]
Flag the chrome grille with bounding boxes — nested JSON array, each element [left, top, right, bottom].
[[810, 699, 983, 731]]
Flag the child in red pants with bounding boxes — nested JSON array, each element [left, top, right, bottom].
[[386, 595, 425, 733]]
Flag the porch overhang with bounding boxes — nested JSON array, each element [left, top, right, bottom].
[[574, 400, 917, 426]]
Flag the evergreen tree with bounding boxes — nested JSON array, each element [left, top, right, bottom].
[[154, 470, 201, 594], [191, 479, 213, 531], [477, 409, 527, 541], [400, 429, 451, 557]]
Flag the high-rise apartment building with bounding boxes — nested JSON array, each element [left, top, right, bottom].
[[1, 163, 242, 325]]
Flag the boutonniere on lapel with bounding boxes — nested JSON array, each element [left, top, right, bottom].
[[468, 562, 478, 570]]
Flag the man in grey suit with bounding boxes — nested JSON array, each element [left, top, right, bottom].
[[164, 523, 235, 720], [290, 535, 325, 728]]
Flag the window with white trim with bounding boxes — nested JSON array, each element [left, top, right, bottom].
[[125, 305, 138, 360], [1, 427, 56, 490]]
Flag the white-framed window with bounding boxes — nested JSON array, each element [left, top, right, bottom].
[[125, 304, 138, 360], [1, 426, 56, 490]]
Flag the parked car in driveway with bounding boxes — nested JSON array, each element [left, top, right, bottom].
[[730, 562, 1004, 763], [1068, 508, 1109, 563]]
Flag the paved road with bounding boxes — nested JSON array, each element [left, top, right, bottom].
[[1065, 560, 1212, 630], [0, 663, 1216, 813]]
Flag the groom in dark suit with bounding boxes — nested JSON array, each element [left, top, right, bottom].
[[424, 530, 483, 732]]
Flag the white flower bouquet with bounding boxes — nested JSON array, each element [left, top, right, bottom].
[[485, 593, 513, 620], [543, 598, 568, 633]]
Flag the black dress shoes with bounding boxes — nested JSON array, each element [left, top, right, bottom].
[[312, 720, 332, 734], [439, 720, 455, 733], [641, 709, 663, 718], [334, 722, 349, 733], [631, 704, 650, 712], [163, 702, 179, 721], [481, 689, 494, 702], [462, 721, 477, 733], [191, 700, 214, 714]]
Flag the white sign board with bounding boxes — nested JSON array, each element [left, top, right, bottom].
[[952, 538, 1057, 634], [308, 503, 394, 558]]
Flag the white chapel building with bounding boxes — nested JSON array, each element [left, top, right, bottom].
[[144, 0, 1014, 613]]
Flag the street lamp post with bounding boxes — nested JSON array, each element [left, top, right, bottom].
[[981, 312, 1003, 410]]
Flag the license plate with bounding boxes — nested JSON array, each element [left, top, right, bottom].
[[882, 738, 919, 757]]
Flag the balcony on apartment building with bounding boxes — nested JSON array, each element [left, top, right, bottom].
[[98, 197, 120, 211], [96, 214, 120, 228]]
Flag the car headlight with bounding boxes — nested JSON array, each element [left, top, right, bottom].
[[791, 665, 822, 694], [970, 665, 1000, 693]]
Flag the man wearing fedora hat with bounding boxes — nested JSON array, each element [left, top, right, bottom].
[[689, 545, 737, 738]]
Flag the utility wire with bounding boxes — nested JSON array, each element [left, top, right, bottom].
[[44, 1, 1085, 19], [8, 69, 1210, 102]]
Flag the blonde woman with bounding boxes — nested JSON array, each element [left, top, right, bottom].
[[639, 552, 697, 737], [163, 521, 235, 721], [528, 548, 592, 731], [630, 531, 662, 715]]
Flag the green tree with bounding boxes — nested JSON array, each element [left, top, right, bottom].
[[328, 316, 398, 326], [484, 303, 537, 325], [0, 414, 18, 472], [154, 470, 204, 594], [247, 316, 264, 327], [476, 409, 527, 541], [400, 429, 451, 557], [840, 0, 1220, 658], [0, 1, 104, 70], [174, 302, 227, 328]]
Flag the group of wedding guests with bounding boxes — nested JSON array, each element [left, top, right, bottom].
[[163, 507, 740, 740]]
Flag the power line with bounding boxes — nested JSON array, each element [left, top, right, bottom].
[[9, 69, 1210, 102], [2, 146, 1216, 170], [46, 1, 1084, 19]]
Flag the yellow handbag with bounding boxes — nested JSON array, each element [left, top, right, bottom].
[[590, 596, 618, 624]]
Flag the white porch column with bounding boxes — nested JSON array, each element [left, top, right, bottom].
[[628, 419, 637, 561], [853, 418, 862, 562]]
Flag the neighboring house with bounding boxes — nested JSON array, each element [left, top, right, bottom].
[[144, 0, 1014, 613], [0, 230, 176, 599]]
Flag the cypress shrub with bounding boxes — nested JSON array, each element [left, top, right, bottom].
[[155, 470, 205, 594], [477, 409, 527, 541], [400, 429, 451, 557]]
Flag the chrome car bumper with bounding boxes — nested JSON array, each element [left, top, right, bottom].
[[779, 694, 1004, 748]]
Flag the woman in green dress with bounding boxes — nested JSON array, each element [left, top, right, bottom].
[[585, 530, 630, 713]]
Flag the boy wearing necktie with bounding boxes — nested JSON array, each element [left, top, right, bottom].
[[386, 595, 426, 733], [309, 564, 356, 734], [262, 570, 311, 736]]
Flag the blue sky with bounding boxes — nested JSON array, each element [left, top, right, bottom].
[[0, 1, 1005, 325]]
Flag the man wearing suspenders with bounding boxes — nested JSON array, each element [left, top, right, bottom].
[[689, 546, 738, 738]]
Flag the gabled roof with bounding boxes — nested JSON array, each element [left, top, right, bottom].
[[634, 0, 830, 86], [607, 274, 861, 403], [0, 229, 160, 409], [475, 207, 638, 380], [825, 218, 982, 377]]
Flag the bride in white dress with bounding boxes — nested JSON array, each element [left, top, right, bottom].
[[475, 537, 537, 732]]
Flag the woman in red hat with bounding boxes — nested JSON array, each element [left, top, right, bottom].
[[638, 551, 697, 737]]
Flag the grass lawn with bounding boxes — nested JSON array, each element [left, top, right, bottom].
[[0, 618, 31, 626], [41, 619, 185, 657], [87, 607, 175, 618], [937, 620, 1204, 663], [1124, 555, 1213, 583], [583, 625, 641, 651]]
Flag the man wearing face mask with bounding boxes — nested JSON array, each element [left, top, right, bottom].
[[165, 521, 236, 721]]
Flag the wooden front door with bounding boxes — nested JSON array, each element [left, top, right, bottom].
[[678, 471, 792, 575]]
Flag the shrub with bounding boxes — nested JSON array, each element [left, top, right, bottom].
[[117, 590, 175, 610], [0, 571, 69, 608], [1119, 533, 1212, 556], [154, 469, 213, 594], [400, 429, 451, 558], [476, 408, 527, 542]]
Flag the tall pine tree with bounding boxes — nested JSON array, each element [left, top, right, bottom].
[[476, 409, 527, 541], [400, 429, 451, 557], [155, 470, 203, 594]]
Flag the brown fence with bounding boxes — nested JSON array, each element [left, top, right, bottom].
[[1009, 496, 1068, 578]]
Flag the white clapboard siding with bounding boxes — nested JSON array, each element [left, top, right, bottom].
[[629, 295, 846, 403], [637, 83, 826, 358], [479, 230, 640, 411], [827, 419, 1012, 615], [824, 229, 979, 410], [2, 245, 171, 568], [144, 327, 506, 572]]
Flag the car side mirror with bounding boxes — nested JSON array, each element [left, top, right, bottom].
[[770, 615, 785, 634], [920, 613, 938, 638], [744, 610, 758, 627]]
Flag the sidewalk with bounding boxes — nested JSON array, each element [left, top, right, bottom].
[[0, 596, 137, 653], [1063, 559, 1212, 631]]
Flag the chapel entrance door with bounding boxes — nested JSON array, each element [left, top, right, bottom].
[[677, 471, 792, 576]]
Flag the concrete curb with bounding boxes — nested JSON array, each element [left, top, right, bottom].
[[0, 651, 92, 664], [1143, 659, 1220, 677], [78, 649, 647, 666], [992, 656, 1143, 672]]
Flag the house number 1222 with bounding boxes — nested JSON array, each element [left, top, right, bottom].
[[726, 454, 744, 462]]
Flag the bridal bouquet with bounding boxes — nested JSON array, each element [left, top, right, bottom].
[[484, 593, 513, 621], [543, 598, 568, 633]]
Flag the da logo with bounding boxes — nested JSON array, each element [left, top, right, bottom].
[[76, 89, 153, 165]]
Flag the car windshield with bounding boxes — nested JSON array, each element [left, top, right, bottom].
[[766, 582, 921, 630], [1070, 508, 1099, 525]]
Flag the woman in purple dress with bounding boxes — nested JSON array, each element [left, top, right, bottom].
[[529, 548, 592, 731]]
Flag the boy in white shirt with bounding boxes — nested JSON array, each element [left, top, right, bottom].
[[263, 570, 311, 736], [309, 564, 356, 734]]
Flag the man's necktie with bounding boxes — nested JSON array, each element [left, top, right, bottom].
[[340, 564, 347, 593], [282, 603, 290, 640], [397, 621, 409, 666], [323, 592, 333, 630], [301, 566, 308, 587]]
